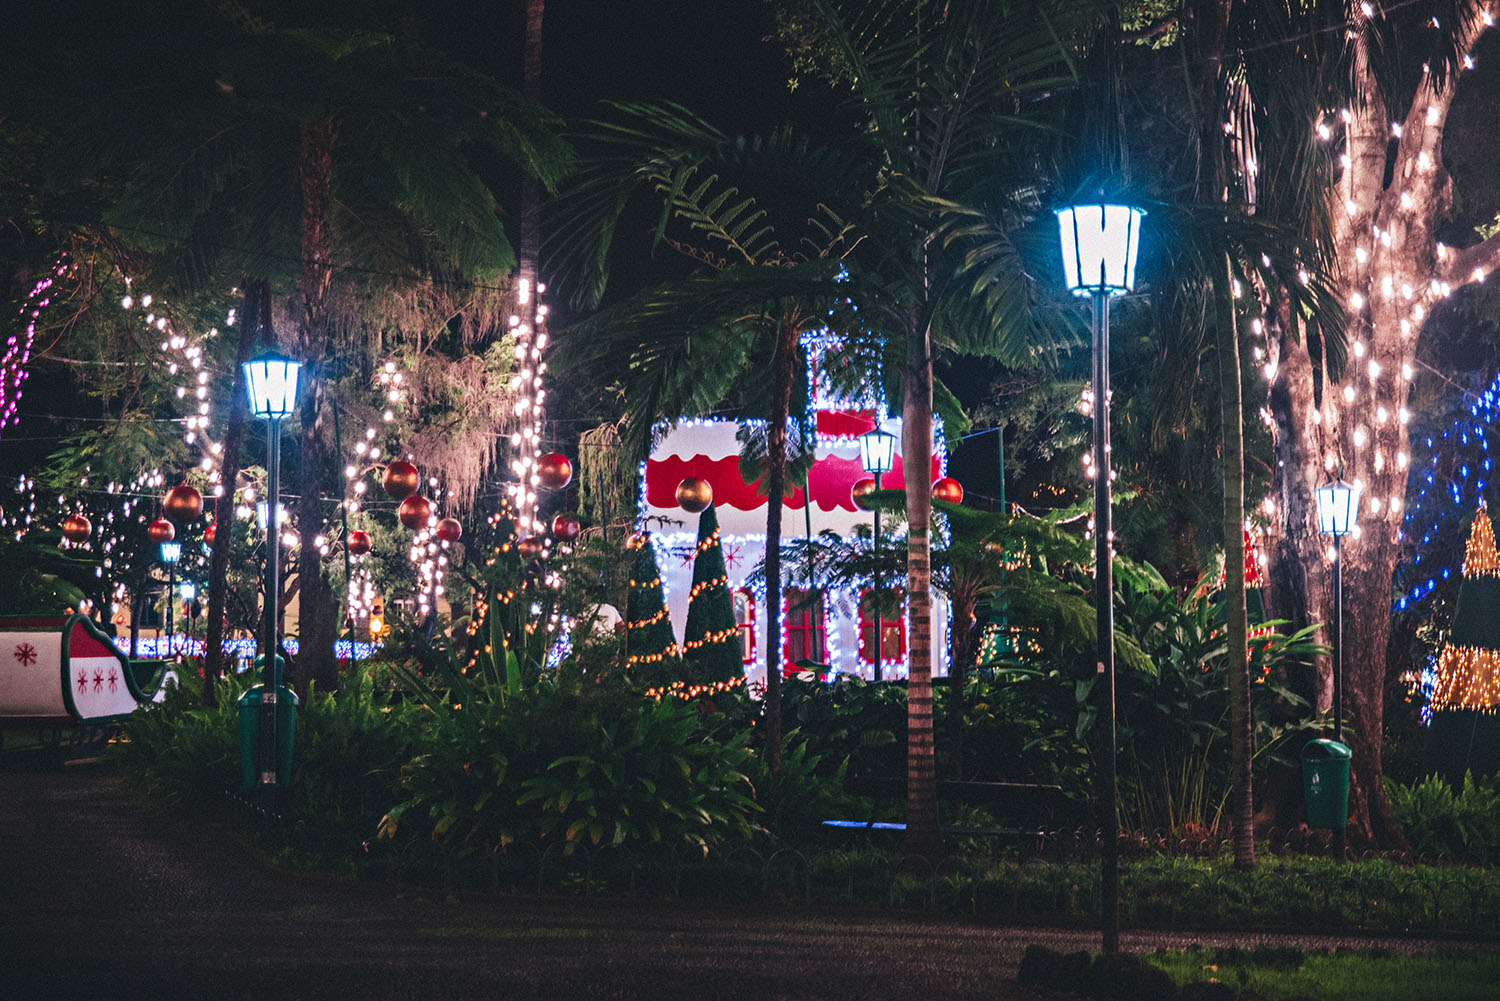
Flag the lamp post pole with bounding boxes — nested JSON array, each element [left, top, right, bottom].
[[1315, 475, 1357, 861], [166, 560, 176, 655], [873, 469, 882, 682], [1057, 202, 1142, 957], [244, 349, 300, 789], [858, 427, 897, 683], [160, 542, 181, 658], [1091, 288, 1120, 954]]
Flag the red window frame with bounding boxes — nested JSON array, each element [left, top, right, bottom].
[[858, 588, 906, 665], [733, 589, 755, 665], [782, 588, 827, 671]]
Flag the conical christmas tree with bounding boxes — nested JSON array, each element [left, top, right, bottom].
[[625, 536, 678, 671], [681, 503, 741, 684], [1427, 508, 1500, 783]]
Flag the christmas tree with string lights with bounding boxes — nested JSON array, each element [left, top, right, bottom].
[[625, 536, 678, 673], [681, 503, 741, 683], [1426, 507, 1500, 784]]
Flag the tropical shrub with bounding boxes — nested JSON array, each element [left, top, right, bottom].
[[378, 687, 760, 855], [1388, 771, 1500, 862]]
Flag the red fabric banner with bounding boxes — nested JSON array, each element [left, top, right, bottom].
[[646, 451, 940, 513]]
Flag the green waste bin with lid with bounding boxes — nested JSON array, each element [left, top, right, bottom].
[[1301, 738, 1351, 829], [237, 655, 299, 788]]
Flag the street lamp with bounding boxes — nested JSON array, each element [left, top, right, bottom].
[[1057, 201, 1144, 955], [160, 541, 181, 656], [1316, 475, 1360, 856], [244, 348, 300, 787], [859, 426, 899, 681]]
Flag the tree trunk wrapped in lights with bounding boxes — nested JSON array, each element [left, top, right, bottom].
[[1261, 2, 1500, 847], [1427, 508, 1500, 783], [681, 503, 741, 684]]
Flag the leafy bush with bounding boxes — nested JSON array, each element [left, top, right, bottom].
[[378, 687, 760, 856], [1388, 771, 1500, 862], [116, 666, 424, 856]]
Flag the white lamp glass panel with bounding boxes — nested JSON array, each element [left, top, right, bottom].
[[1315, 480, 1361, 537], [1057, 204, 1144, 296], [858, 428, 898, 476], [256, 502, 288, 531], [243, 355, 301, 420], [159, 541, 182, 564]]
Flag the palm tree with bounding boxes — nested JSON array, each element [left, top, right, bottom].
[[553, 106, 863, 768], [793, 0, 1101, 861]]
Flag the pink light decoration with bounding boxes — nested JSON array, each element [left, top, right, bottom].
[[3, 255, 70, 436]]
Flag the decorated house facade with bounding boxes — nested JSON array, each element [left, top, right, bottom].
[[639, 383, 951, 687]]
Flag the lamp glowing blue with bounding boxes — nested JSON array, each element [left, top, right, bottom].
[[160, 541, 182, 564], [1315, 478, 1361, 538], [243, 349, 301, 420], [1056, 204, 1145, 296], [858, 427, 898, 477]]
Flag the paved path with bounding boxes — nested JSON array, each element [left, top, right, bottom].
[[0, 762, 1489, 1001]]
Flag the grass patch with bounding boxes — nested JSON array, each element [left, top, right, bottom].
[[1148, 947, 1500, 1001]]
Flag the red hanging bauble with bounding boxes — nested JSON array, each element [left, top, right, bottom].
[[398, 495, 433, 529], [163, 484, 203, 523], [517, 535, 546, 558], [851, 477, 877, 511], [932, 477, 964, 505], [204, 523, 217, 546], [383, 461, 421, 500], [676, 477, 713, 513], [434, 517, 463, 543], [147, 518, 176, 544], [537, 452, 573, 490], [61, 514, 92, 543], [347, 530, 372, 556], [552, 513, 581, 541]]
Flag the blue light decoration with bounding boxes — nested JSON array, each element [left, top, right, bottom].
[[1396, 370, 1500, 611], [1395, 370, 1500, 723]]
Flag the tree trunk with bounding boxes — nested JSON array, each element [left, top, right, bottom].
[[948, 588, 976, 782], [295, 112, 339, 693], [761, 315, 796, 774], [202, 280, 266, 707], [1218, 261, 1254, 868], [903, 305, 941, 864]]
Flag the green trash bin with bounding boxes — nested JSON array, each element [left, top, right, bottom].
[[237, 657, 299, 788], [1302, 738, 1351, 829]]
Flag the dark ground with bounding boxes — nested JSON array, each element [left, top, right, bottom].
[[0, 760, 1488, 1001]]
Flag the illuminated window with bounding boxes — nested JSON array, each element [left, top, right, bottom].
[[733, 589, 755, 665], [782, 588, 826, 671], [858, 589, 906, 664]]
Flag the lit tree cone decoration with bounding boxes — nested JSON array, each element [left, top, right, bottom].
[[382, 460, 420, 500], [434, 518, 463, 543], [61, 513, 91, 543], [552, 513, 581, 541], [147, 518, 176, 544], [517, 535, 545, 559], [537, 452, 573, 490], [932, 477, 964, 505], [676, 477, 713, 514], [1426, 509, 1500, 784], [397, 494, 433, 529], [346, 530, 371, 556], [851, 477, 877, 510], [162, 484, 202, 523]]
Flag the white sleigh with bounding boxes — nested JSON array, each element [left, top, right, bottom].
[[0, 613, 176, 725]]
